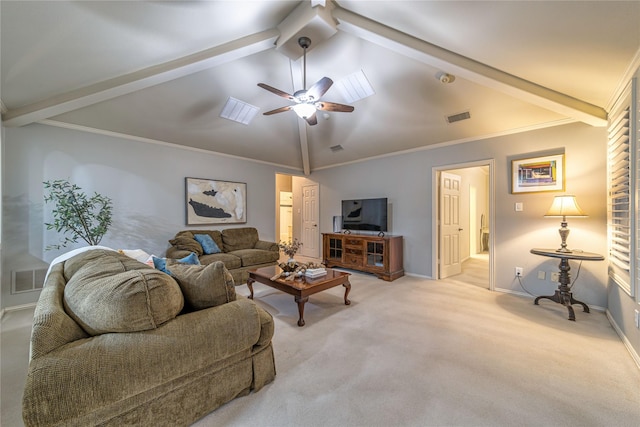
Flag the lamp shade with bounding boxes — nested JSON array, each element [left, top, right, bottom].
[[544, 195, 587, 218], [292, 103, 317, 119]]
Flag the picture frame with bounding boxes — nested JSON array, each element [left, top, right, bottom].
[[185, 177, 247, 225], [511, 154, 565, 194]]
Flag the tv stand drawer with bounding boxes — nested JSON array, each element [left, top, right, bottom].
[[345, 238, 363, 246], [345, 255, 363, 265]]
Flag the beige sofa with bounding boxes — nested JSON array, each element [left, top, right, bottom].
[[22, 248, 276, 427], [166, 227, 280, 285]]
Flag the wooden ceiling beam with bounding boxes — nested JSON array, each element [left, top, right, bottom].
[[333, 7, 607, 127], [2, 29, 280, 127]]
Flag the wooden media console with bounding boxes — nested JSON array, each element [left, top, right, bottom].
[[322, 233, 404, 281]]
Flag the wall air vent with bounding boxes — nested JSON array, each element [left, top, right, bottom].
[[446, 110, 471, 124], [330, 145, 344, 152], [12, 268, 47, 294]]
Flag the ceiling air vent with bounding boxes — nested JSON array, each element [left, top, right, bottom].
[[330, 145, 344, 152], [446, 110, 471, 124]]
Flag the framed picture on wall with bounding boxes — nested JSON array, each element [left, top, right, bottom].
[[511, 154, 565, 194], [185, 177, 247, 225]]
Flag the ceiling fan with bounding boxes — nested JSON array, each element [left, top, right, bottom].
[[258, 36, 354, 126]]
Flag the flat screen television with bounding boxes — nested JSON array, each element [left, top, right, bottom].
[[341, 198, 388, 232]]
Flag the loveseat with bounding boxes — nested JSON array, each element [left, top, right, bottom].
[[166, 227, 280, 285], [22, 248, 276, 427]]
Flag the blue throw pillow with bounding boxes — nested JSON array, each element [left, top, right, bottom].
[[194, 234, 221, 255], [153, 252, 200, 274]]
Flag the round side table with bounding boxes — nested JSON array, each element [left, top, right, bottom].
[[530, 248, 604, 321]]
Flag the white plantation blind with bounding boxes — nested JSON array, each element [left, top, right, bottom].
[[607, 81, 634, 295]]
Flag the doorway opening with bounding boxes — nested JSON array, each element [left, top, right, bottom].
[[275, 173, 321, 261], [433, 160, 494, 290]]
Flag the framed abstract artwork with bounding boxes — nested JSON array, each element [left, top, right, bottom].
[[185, 177, 247, 225], [511, 154, 565, 194]]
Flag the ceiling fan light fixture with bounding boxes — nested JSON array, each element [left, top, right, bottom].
[[292, 103, 317, 118]]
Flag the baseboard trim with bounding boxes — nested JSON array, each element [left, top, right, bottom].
[[606, 309, 640, 370]]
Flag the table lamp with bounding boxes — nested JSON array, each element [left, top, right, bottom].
[[544, 195, 587, 253]]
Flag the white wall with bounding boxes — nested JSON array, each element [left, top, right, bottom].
[[5, 116, 639, 365], [312, 122, 608, 307], [2, 123, 289, 308], [1, 121, 609, 314]]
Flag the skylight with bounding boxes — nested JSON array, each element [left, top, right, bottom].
[[220, 97, 260, 125], [334, 70, 375, 103]]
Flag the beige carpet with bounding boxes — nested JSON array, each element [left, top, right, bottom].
[[3, 261, 640, 427]]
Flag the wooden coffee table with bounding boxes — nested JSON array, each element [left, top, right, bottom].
[[247, 265, 351, 327]]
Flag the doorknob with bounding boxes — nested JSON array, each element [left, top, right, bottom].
[[458, 228, 463, 231]]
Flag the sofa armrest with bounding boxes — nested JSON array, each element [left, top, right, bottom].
[[254, 300, 274, 349], [254, 240, 279, 252]]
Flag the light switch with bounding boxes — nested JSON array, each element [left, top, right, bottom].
[[515, 202, 523, 212]]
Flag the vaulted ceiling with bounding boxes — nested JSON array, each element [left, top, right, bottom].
[[2, 1, 639, 174]]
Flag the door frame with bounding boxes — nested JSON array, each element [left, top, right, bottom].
[[432, 159, 495, 291]]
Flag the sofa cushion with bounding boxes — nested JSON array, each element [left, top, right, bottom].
[[229, 248, 280, 267], [199, 252, 242, 270], [194, 233, 222, 254], [168, 233, 204, 256], [222, 227, 259, 252], [62, 248, 145, 281], [166, 260, 236, 310], [63, 254, 184, 336]]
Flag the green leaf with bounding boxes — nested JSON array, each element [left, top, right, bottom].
[[43, 179, 113, 250]]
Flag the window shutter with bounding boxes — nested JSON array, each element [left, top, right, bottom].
[[607, 80, 635, 296]]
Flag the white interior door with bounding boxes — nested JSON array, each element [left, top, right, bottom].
[[300, 184, 319, 258], [439, 172, 462, 278]]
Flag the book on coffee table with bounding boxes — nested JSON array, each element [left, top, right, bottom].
[[305, 268, 327, 278]]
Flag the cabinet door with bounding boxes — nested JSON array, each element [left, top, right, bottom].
[[366, 241, 385, 269], [327, 237, 343, 261]]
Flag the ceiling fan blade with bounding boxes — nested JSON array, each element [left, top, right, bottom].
[[306, 77, 333, 101], [257, 83, 296, 101], [316, 101, 354, 113], [305, 113, 318, 126], [263, 106, 292, 115]]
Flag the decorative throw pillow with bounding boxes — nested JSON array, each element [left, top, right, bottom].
[[153, 252, 200, 274], [166, 260, 236, 310], [194, 233, 222, 254]]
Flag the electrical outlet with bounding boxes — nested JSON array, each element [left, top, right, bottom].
[[515, 267, 523, 277], [551, 272, 560, 282], [537, 270, 546, 280], [635, 310, 640, 329]]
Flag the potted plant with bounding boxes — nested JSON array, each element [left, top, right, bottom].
[[278, 238, 302, 262], [43, 179, 113, 250]]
